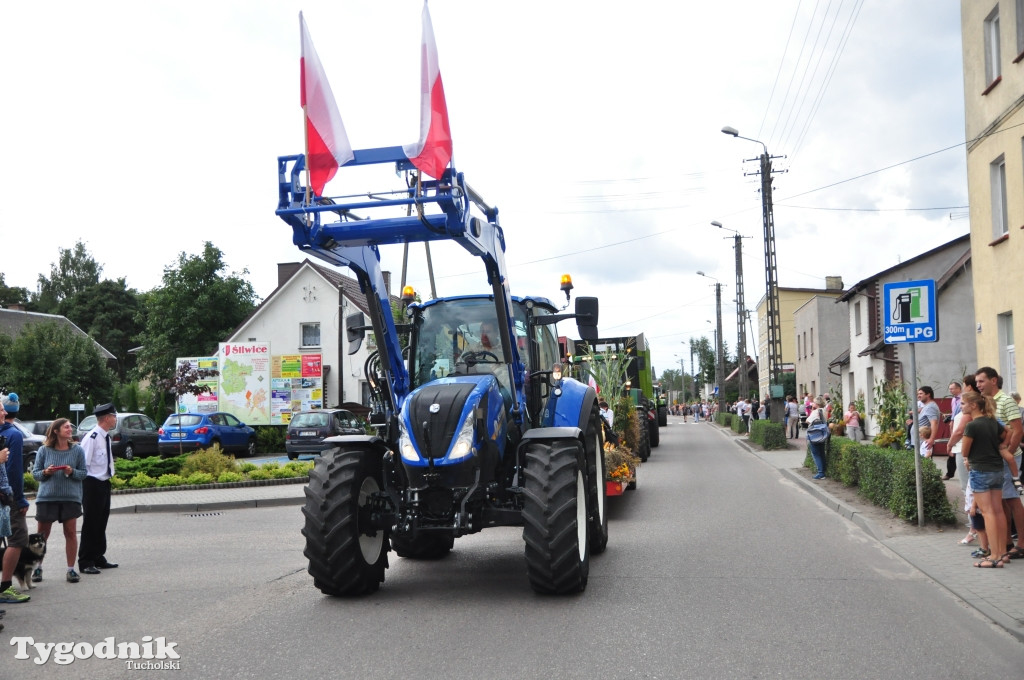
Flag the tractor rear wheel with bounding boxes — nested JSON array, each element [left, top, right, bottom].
[[637, 414, 651, 461], [649, 415, 660, 448], [586, 413, 608, 555], [302, 448, 389, 595], [522, 439, 590, 594]]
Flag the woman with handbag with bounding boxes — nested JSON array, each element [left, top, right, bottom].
[[806, 397, 830, 479]]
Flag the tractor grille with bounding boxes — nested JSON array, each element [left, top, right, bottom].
[[409, 383, 476, 459]]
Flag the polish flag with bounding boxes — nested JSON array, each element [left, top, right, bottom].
[[402, 2, 453, 179], [300, 12, 353, 197]]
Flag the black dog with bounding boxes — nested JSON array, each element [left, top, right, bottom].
[[0, 533, 47, 590]]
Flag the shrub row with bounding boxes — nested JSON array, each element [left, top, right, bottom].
[[802, 436, 955, 524], [106, 446, 313, 490], [749, 420, 787, 450]]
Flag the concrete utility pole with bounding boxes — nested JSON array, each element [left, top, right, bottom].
[[698, 272, 725, 417], [722, 125, 786, 423], [712, 220, 752, 402]]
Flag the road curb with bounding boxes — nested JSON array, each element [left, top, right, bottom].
[[110, 495, 306, 515]]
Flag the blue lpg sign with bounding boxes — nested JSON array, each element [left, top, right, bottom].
[[883, 279, 938, 344]]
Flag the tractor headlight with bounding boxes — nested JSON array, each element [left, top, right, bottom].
[[550, 363, 563, 385], [448, 410, 477, 461], [398, 420, 419, 462]]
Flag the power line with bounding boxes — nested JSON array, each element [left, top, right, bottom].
[[776, 203, 968, 212], [758, 0, 804, 140]]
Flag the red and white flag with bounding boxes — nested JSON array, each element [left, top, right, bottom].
[[300, 12, 353, 197], [402, 2, 453, 179]]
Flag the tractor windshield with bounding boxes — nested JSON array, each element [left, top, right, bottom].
[[410, 298, 528, 393]]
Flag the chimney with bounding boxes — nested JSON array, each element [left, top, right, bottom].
[[278, 262, 302, 287], [382, 271, 392, 298], [825, 276, 843, 291]]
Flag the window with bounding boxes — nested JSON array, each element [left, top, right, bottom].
[[810, 327, 815, 355], [797, 335, 802, 360], [854, 301, 862, 336], [1017, 0, 1024, 56], [991, 155, 1008, 237], [986, 7, 1002, 85], [802, 332, 807, 358], [999, 312, 1016, 393], [301, 322, 321, 348]]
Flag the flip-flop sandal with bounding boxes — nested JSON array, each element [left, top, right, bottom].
[[974, 558, 1004, 568], [1006, 546, 1024, 560]]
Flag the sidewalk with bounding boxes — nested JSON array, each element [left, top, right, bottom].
[[722, 425, 1024, 643], [109, 480, 306, 514]]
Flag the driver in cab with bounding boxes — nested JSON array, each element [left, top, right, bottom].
[[463, 321, 503, 362]]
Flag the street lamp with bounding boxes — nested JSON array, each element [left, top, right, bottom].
[[712, 220, 751, 402], [722, 124, 783, 423], [698, 274, 726, 419]]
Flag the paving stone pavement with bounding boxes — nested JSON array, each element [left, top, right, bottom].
[[85, 425, 1024, 642]]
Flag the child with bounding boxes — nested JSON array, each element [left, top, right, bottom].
[[966, 485, 991, 559], [919, 425, 933, 458]]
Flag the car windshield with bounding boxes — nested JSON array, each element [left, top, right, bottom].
[[164, 415, 203, 428], [292, 413, 330, 428], [410, 298, 528, 391]]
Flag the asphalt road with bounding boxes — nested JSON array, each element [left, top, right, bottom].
[[4, 418, 1022, 678]]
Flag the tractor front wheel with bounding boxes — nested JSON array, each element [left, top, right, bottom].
[[302, 448, 389, 595]]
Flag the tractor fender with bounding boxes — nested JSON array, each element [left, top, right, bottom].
[[521, 427, 584, 443], [541, 378, 597, 431]]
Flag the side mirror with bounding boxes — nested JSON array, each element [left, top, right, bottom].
[[575, 296, 599, 341], [346, 312, 366, 355]]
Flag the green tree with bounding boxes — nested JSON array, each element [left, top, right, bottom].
[[134, 242, 258, 383], [0, 322, 114, 418], [60, 278, 145, 381], [0, 273, 30, 308], [33, 240, 102, 312]]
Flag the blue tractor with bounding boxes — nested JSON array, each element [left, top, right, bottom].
[[276, 147, 607, 595]]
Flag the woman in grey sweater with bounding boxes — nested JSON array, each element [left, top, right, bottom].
[[32, 419, 87, 583]]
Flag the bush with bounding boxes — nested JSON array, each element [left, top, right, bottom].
[[185, 472, 215, 485], [802, 438, 955, 524], [749, 420, 786, 449], [128, 473, 157, 489], [217, 471, 243, 483], [115, 455, 187, 483], [23, 472, 38, 492], [156, 474, 186, 487], [254, 426, 285, 455], [247, 468, 273, 481], [730, 414, 747, 434], [239, 462, 258, 473], [180, 447, 238, 478], [110, 476, 127, 490]]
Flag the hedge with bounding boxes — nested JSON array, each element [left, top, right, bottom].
[[802, 437, 955, 524], [749, 420, 787, 450]]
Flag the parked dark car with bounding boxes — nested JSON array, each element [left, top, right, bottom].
[[21, 420, 54, 436], [285, 409, 364, 459], [12, 420, 45, 470], [158, 412, 256, 457], [75, 412, 160, 460]]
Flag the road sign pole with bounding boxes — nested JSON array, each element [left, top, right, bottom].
[[908, 343, 924, 527]]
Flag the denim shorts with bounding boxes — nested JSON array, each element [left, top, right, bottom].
[[969, 468, 1006, 492]]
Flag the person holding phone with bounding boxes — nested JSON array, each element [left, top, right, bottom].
[[32, 419, 87, 583]]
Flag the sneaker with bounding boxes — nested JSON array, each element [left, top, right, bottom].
[[971, 547, 991, 559], [66, 569, 80, 583], [31, 568, 42, 583], [0, 586, 30, 603]]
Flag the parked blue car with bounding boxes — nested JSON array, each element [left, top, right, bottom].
[[158, 412, 257, 457]]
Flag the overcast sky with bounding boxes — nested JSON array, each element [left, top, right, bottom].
[[0, 1, 968, 384]]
